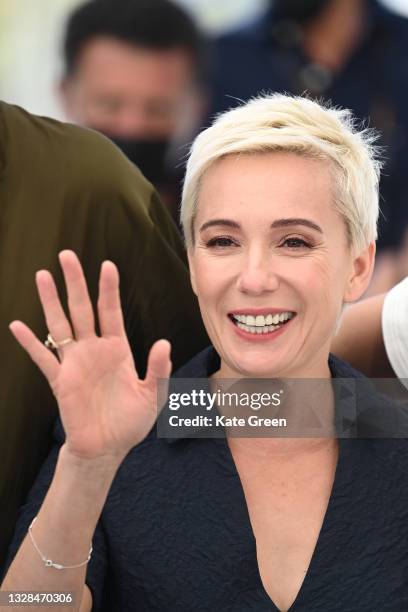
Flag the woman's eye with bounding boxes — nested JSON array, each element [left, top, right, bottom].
[[281, 237, 311, 249], [205, 237, 237, 248]]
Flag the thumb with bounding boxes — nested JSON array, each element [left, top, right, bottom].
[[144, 339, 172, 392]]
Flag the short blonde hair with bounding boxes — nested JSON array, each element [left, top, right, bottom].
[[180, 94, 382, 252]]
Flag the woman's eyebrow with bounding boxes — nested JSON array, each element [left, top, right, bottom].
[[271, 218, 323, 233], [199, 219, 240, 232]]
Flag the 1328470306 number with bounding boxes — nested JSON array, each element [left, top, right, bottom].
[[1, 591, 74, 605]]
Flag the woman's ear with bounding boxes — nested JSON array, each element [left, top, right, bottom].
[[187, 247, 198, 296], [343, 242, 376, 302]]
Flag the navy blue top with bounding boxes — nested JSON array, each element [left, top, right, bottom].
[[209, 0, 408, 250], [5, 348, 408, 611]]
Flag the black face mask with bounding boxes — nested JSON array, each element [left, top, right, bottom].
[[102, 134, 171, 185], [272, 0, 333, 24]]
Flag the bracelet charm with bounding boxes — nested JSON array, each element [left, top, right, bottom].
[[28, 517, 93, 570]]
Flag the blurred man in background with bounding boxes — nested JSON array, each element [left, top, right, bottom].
[[210, 0, 408, 293], [59, 0, 207, 220]]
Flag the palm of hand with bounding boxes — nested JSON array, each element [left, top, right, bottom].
[[53, 337, 156, 459]]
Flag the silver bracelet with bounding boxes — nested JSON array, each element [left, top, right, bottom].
[[28, 516, 93, 570]]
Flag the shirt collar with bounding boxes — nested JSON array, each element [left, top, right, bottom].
[[172, 346, 220, 380]]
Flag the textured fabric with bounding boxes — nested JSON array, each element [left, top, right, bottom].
[[0, 101, 208, 566], [4, 348, 408, 610], [382, 277, 408, 386], [209, 0, 408, 250]]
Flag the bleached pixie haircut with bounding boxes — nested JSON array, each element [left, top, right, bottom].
[[180, 94, 382, 252]]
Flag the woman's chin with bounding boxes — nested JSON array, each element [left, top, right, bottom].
[[222, 351, 290, 379]]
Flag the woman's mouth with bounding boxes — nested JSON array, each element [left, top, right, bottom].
[[228, 311, 296, 336]]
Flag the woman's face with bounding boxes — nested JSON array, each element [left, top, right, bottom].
[[188, 152, 374, 378]]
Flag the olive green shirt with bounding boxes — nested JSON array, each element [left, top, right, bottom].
[[0, 102, 208, 565]]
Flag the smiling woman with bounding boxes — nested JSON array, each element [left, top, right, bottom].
[[186, 152, 373, 380], [2, 95, 408, 612]]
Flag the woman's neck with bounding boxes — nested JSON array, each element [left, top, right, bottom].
[[210, 360, 337, 453], [227, 436, 338, 474]]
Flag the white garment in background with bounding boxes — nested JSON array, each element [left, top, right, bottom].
[[382, 276, 408, 385]]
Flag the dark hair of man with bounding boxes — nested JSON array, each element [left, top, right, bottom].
[[63, 0, 207, 82]]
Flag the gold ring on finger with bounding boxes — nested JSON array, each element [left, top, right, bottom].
[[44, 333, 74, 350]]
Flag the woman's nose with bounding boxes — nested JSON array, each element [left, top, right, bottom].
[[236, 252, 280, 295]]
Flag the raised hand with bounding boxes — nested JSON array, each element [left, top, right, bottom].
[[9, 251, 172, 462]]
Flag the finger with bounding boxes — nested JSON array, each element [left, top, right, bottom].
[[144, 340, 172, 406], [97, 261, 127, 338], [59, 250, 95, 339], [9, 321, 59, 383], [36, 271, 74, 353]]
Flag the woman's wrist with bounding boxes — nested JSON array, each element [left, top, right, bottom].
[[44, 444, 122, 529], [59, 443, 125, 482]]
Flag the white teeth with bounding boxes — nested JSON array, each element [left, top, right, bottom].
[[233, 311, 293, 327], [232, 311, 294, 334], [236, 322, 281, 335]]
